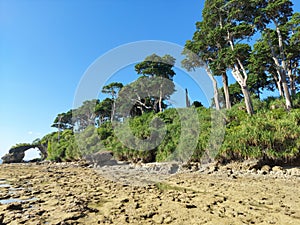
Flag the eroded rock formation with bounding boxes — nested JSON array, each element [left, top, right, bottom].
[[1, 144, 47, 163]]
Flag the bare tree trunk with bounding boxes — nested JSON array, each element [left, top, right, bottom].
[[111, 100, 116, 123], [232, 67, 253, 115], [158, 78, 164, 112], [273, 71, 284, 97], [241, 85, 254, 115], [282, 77, 292, 110], [222, 72, 231, 109], [185, 89, 191, 107], [274, 23, 293, 110], [232, 68, 254, 115], [159, 89, 163, 112], [288, 66, 296, 96], [228, 36, 253, 115], [204, 64, 220, 110], [57, 115, 62, 142], [266, 30, 292, 109]]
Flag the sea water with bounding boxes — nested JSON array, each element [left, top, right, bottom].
[[0, 178, 38, 204]]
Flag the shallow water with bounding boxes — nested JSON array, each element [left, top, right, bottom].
[[0, 183, 10, 188], [0, 179, 37, 204], [0, 197, 37, 204]]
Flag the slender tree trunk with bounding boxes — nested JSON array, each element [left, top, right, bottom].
[[185, 89, 191, 107], [222, 72, 231, 109], [273, 71, 284, 97], [158, 78, 164, 112], [232, 68, 254, 115], [111, 100, 116, 123], [57, 115, 62, 142], [277, 81, 284, 97], [266, 31, 284, 97], [204, 64, 220, 110], [241, 85, 254, 115], [212, 78, 220, 111], [274, 23, 293, 110], [265, 30, 291, 109], [288, 66, 296, 96], [282, 77, 292, 110], [228, 36, 254, 115], [159, 89, 163, 112]]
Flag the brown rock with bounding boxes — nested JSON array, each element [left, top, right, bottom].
[[290, 168, 300, 176], [186, 204, 197, 209], [164, 215, 174, 224], [0, 214, 4, 224], [261, 165, 271, 172], [152, 214, 164, 224], [6, 202, 23, 211], [272, 166, 283, 172]]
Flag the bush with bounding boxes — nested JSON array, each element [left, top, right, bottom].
[[219, 108, 300, 162], [41, 97, 300, 164]]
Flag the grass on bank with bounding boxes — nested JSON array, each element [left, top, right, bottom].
[[32, 95, 300, 165]]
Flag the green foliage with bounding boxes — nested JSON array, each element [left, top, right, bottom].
[[44, 130, 80, 162], [219, 106, 300, 162], [11, 143, 35, 148], [52, 110, 73, 130], [102, 82, 123, 98], [72, 99, 99, 131], [135, 54, 175, 80], [41, 96, 300, 164], [75, 125, 105, 156], [132, 54, 176, 113]]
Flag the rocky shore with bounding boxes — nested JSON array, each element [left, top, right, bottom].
[[0, 161, 299, 224]]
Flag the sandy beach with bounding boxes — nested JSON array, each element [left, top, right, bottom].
[[0, 162, 300, 225]]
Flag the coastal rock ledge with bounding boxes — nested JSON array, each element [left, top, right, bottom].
[[1, 144, 47, 163]]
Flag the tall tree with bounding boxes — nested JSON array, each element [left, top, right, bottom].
[[101, 82, 123, 122], [248, 40, 277, 98], [51, 110, 74, 141], [117, 76, 173, 117], [52, 110, 74, 131], [94, 98, 113, 125], [220, 0, 260, 115], [73, 99, 99, 131], [182, 21, 221, 111], [250, 36, 284, 97], [183, 0, 258, 114], [284, 12, 300, 96], [134, 54, 176, 112], [256, 0, 294, 110]]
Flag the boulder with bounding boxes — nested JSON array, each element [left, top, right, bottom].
[[261, 165, 271, 172], [1, 151, 25, 164], [289, 168, 300, 177], [84, 151, 118, 167], [143, 162, 180, 174], [272, 166, 283, 172]]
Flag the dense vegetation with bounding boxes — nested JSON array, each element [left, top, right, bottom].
[[34, 94, 300, 164], [9, 0, 300, 165]]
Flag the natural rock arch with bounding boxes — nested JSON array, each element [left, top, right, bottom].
[[1, 144, 47, 163]]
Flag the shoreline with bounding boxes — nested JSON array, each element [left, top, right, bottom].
[[0, 162, 299, 224]]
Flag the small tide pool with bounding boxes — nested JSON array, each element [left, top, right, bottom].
[[0, 178, 37, 204], [0, 197, 37, 204]]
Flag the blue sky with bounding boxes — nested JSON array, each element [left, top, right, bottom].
[[0, 0, 299, 159]]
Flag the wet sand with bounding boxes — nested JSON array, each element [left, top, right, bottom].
[[0, 162, 299, 224]]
